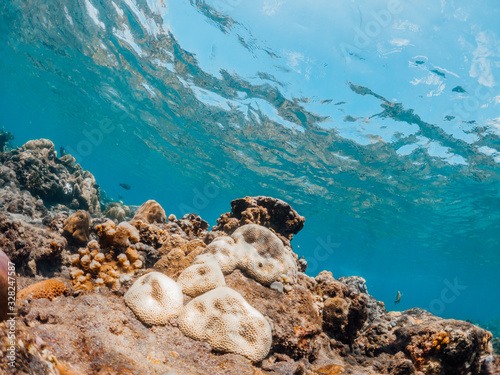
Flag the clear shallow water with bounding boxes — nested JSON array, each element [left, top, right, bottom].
[[0, 0, 499, 320]]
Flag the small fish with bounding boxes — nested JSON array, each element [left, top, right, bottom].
[[395, 291, 403, 304], [118, 195, 124, 200], [119, 183, 131, 190]]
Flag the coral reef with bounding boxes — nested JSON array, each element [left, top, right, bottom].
[[0, 140, 498, 375], [0, 139, 100, 214]]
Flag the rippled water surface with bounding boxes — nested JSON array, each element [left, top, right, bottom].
[[1, 0, 499, 320]]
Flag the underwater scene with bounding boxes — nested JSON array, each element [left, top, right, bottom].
[[0, 0, 499, 374]]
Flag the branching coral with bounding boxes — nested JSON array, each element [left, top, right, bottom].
[[69, 240, 143, 291]]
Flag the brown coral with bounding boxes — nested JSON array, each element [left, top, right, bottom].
[[95, 221, 139, 249], [131, 200, 166, 224], [17, 279, 68, 301], [103, 202, 131, 222], [62, 210, 90, 245], [153, 236, 206, 279]]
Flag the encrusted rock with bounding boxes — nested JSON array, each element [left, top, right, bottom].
[[176, 213, 209, 238], [0, 140, 101, 214], [0, 213, 66, 276], [356, 309, 494, 374], [213, 196, 305, 247], [226, 269, 322, 360], [0, 250, 12, 321]]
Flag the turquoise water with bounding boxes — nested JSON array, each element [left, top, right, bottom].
[[1, 0, 499, 321]]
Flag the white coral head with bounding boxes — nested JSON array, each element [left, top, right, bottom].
[[178, 259, 225, 297], [124, 272, 183, 326], [178, 286, 272, 362]]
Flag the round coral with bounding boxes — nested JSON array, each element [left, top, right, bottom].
[[178, 286, 272, 362], [124, 272, 183, 326], [178, 259, 226, 297]]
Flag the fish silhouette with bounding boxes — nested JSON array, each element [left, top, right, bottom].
[[395, 291, 402, 304], [119, 183, 131, 190]]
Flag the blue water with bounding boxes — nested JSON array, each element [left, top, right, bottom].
[[1, 0, 499, 321]]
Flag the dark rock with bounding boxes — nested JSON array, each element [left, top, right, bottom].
[[357, 308, 494, 374], [213, 196, 305, 247], [176, 213, 209, 238], [226, 269, 322, 361]]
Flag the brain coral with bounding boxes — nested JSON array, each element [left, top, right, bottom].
[[124, 272, 183, 326], [195, 224, 297, 286], [178, 286, 272, 362], [17, 279, 69, 301], [131, 200, 166, 224], [178, 259, 226, 297]]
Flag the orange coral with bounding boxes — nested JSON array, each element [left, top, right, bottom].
[[431, 331, 450, 351], [17, 279, 69, 301], [69, 240, 143, 291]]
